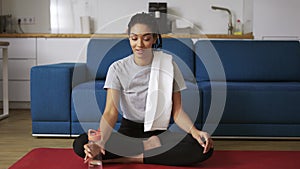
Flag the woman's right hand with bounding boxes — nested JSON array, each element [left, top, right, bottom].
[[83, 88, 119, 163], [190, 128, 214, 154], [83, 142, 105, 163]]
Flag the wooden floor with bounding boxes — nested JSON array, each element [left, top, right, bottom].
[[1, 109, 300, 169]]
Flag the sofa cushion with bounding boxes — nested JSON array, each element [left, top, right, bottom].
[[180, 81, 202, 128], [71, 80, 123, 134], [195, 40, 300, 82], [87, 38, 133, 80], [72, 80, 201, 134], [87, 38, 196, 82], [199, 81, 300, 137], [161, 38, 195, 82], [200, 81, 300, 124]]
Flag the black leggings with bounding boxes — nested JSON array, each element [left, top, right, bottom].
[[73, 118, 213, 166]]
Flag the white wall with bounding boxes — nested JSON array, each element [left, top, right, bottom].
[[96, 0, 246, 34], [1, 0, 250, 34], [253, 0, 300, 39], [2, 0, 50, 33], [243, 0, 253, 34]]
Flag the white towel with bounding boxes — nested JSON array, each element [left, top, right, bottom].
[[144, 51, 174, 132]]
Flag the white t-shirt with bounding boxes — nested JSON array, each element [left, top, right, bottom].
[[104, 53, 186, 123]]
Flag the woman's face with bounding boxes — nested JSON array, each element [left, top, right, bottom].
[[129, 23, 157, 58]]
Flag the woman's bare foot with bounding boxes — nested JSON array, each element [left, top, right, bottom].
[[143, 135, 161, 151]]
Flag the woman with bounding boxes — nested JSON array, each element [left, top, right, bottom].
[[73, 12, 213, 166]]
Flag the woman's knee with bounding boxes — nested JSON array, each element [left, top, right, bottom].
[[73, 133, 88, 158], [184, 140, 214, 164], [194, 147, 214, 164]]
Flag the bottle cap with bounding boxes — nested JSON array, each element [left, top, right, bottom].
[[88, 129, 101, 141]]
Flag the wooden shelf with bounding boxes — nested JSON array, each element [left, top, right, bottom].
[[0, 33, 254, 39]]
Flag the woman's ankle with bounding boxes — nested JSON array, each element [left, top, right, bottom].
[[143, 135, 161, 151]]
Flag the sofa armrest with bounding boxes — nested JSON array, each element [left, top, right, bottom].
[[30, 63, 87, 135]]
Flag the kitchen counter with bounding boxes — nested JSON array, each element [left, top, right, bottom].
[[0, 33, 254, 39]]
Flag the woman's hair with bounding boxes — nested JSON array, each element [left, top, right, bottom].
[[127, 12, 162, 48]]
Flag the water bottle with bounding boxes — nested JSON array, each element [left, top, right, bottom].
[[234, 19, 243, 35], [88, 129, 102, 169]]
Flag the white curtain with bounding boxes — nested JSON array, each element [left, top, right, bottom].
[[50, 0, 98, 33]]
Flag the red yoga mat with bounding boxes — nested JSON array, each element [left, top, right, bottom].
[[9, 148, 300, 169]]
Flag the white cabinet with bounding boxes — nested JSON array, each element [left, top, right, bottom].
[[0, 60, 35, 80], [0, 37, 88, 105], [253, 0, 300, 40], [0, 81, 31, 101], [37, 38, 88, 65], [0, 38, 36, 59], [0, 38, 36, 102]]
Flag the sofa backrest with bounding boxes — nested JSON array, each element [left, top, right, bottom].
[[86, 38, 195, 81], [87, 38, 132, 80], [195, 40, 300, 82], [160, 38, 195, 82]]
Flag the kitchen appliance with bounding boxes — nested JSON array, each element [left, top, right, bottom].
[[149, 2, 170, 34], [0, 14, 13, 33]]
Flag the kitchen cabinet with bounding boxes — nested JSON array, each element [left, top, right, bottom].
[[0, 38, 36, 102], [0, 37, 88, 105]]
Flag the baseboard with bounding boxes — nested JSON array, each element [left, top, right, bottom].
[[32, 134, 71, 137]]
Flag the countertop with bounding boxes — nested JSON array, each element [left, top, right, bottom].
[[0, 33, 254, 39]]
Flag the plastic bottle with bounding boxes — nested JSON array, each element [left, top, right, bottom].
[[88, 129, 102, 169], [234, 19, 243, 35]]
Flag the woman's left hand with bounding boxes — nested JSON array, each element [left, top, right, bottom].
[[191, 128, 214, 154]]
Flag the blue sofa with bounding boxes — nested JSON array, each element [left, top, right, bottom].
[[31, 39, 300, 138], [196, 40, 300, 138]]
